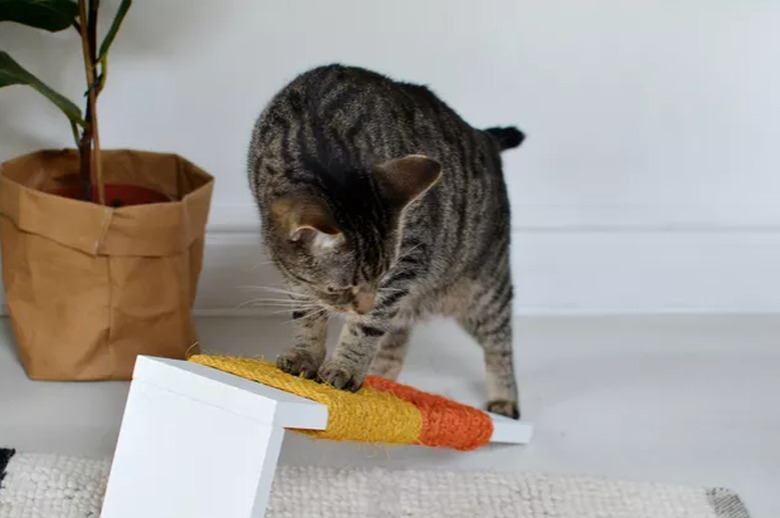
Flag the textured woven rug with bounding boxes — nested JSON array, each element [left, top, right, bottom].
[[0, 448, 750, 518]]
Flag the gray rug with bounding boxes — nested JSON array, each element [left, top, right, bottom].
[[0, 448, 750, 518]]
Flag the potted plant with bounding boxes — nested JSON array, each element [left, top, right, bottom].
[[0, 0, 214, 380]]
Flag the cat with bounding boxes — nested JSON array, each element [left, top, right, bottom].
[[247, 64, 525, 418]]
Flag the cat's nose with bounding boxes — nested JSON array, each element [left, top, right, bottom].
[[354, 291, 375, 314]]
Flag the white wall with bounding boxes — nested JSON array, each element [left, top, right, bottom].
[[2, 0, 780, 314]]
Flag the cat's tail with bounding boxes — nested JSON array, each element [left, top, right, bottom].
[[484, 126, 525, 151]]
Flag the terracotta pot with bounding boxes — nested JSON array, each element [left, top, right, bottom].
[[0, 149, 214, 381]]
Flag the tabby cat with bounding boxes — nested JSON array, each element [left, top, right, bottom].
[[247, 64, 525, 418]]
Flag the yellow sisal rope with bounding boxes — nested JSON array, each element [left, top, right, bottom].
[[189, 355, 423, 445]]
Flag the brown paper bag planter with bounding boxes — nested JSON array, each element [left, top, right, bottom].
[[0, 149, 214, 380]]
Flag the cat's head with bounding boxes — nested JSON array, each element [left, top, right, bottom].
[[266, 155, 441, 314]]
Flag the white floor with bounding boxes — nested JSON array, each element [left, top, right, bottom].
[[1, 315, 778, 517]]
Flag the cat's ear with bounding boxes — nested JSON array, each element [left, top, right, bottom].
[[373, 155, 442, 211], [270, 194, 344, 252]]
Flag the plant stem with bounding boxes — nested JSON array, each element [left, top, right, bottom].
[[92, 104, 104, 205], [88, 0, 104, 205], [77, 0, 104, 205], [88, 1, 99, 63], [69, 121, 80, 148], [77, 0, 93, 202]]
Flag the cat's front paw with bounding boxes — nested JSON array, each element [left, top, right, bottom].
[[276, 349, 321, 379], [317, 360, 364, 392], [487, 399, 521, 420]]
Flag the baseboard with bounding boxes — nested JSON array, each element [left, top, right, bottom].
[[192, 227, 780, 316], [207, 202, 780, 233], [1, 227, 778, 317]]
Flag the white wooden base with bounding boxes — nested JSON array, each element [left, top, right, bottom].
[[100, 356, 533, 518]]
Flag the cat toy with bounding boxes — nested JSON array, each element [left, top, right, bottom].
[[100, 354, 532, 518], [189, 354, 526, 451]]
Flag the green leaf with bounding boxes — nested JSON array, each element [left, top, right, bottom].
[[0, 0, 79, 32], [98, 0, 131, 61], [0, 51, 84, 125]]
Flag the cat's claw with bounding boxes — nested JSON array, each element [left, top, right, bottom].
[[317, 360, 363, 392], [487, 399, 521, 420], [276, 349, 321, 379]]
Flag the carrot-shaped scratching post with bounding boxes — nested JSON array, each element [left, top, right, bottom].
[[101, 354, 532, 518], [190, 355, 496, 451]]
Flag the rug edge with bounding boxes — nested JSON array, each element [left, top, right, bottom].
[[0, 449, 755, 518], [0, 448, 16, 486], [707, 487, 752, 518]]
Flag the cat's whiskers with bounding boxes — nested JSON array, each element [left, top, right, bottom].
[[237, 297, 318, 310], [239, 296, 314, 303], [278, 306, 330, 325], [239, 285, 310, 299]]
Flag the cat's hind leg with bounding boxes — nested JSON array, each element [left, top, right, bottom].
[[457, 272, 520, 419]]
